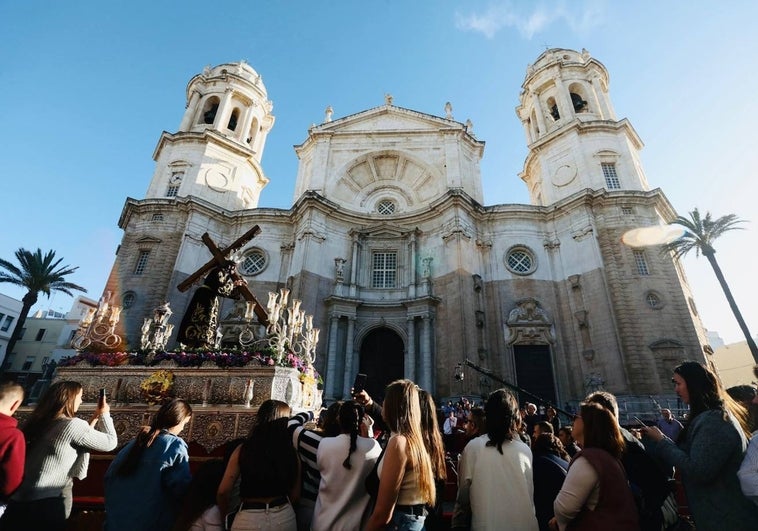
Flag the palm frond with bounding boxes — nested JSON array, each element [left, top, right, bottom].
[[667, 208, 748, 259]]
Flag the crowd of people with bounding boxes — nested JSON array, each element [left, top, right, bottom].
[[1, 359, 758, 530]]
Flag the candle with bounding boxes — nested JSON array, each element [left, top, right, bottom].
[[245, 301, 256, 320], [114, 378, 123, 403]]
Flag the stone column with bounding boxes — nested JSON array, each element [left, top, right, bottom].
[[326, 314, 340, 398], [409, 233, 417, 298], [215, 88, 235, 130], [405, 316, 416, 382], [342, 317, 356, 398], [420, 313, 433, 391], [239, 103, 257, 144], [179, 91, 202, 131], [531, 90, 547, 135], [554, 77, 572, 122], [591, 76, 614, 120], [349, 234, 360, 297]]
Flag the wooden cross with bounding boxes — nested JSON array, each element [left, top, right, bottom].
[[177, 225, 269, 325]]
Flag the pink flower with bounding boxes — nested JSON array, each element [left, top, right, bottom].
[[267, 358, 275, 366]]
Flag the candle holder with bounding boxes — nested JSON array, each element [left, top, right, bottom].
[[265, 288, 320, 366]]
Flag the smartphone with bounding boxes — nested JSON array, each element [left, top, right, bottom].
[[352, 373, 367, 395], [98, 388, 106, 407]]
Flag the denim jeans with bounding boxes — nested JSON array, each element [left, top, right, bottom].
[[230, 502, 297, 531], [390, 510, 426, 531]]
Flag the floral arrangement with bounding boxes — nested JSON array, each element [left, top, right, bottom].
[[140, 369, 175, 405], [59, 348, 322, 386]]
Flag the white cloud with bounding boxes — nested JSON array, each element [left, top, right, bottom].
[[455, 1, 606, 40]]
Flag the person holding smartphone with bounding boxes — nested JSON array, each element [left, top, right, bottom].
[[1, 381, 117, 531]]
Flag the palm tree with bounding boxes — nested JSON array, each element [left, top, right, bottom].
[[663, 209, 757, 363], [0, 248, 87, 365]]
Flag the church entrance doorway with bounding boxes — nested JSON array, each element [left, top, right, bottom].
[[513, 344, 557, 406], [359, 328, 404, 402]]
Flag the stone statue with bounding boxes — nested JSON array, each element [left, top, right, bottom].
[[444, 101, 453, 119], [334, 257, 346, 281], [422, 257, 433, 279], [324, 105, 333, 123], [385, 93, 393, 105]]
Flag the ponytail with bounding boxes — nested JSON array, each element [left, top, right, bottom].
[[339, 401, 363, 470], [116, 399, 192, 476]]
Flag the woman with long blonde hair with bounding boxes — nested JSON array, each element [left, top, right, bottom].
[[365, 379, 435, 531]]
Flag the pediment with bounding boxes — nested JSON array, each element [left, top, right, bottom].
[[648, 339, 684, 350], [350, 223, 416, 239], [316, 105, 462, 134], [135, 236, 162, 246]]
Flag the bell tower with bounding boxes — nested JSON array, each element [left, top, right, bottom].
[[144, 62, 275, 210], [516, 48, 649, 206]]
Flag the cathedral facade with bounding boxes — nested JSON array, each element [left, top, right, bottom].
[[102, 48, 708, 403]]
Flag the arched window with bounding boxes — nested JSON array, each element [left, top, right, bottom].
[[228, 108, 240, 131], [530, 109, 540, 136], [122, 292, 136, 309], [198, 96, 220, 125], [547, 97, 560, 121]]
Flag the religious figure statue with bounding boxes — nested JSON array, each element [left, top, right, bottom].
[[176, 260, 248, 349], [384, 93, 393, 105], [444, 101, 453, 119], [334, 257, 346, 282], [324, 105, 333, 123]]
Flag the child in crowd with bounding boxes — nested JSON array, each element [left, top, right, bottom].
[[0, 381, 25, 518]]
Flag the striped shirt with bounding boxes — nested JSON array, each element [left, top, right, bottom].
[[288, 412, 321, 503]]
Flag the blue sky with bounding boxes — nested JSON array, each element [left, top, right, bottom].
[[0, 1, 756, 344]]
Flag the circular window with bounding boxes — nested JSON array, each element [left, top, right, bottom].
[[505, 247, 536, 275], [377, 199, 396, 215], [239, 249, 267, 276], [122, 292, 136, 309], [645, 292, 663, 309]]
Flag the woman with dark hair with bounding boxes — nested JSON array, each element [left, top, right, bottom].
[[286, 399, 342, 531], [311, 400, 381, 530], [550, 402, 638, 530], [365, 379, 435, 531], [104, 398, 193, 531], [531, 433, 568, 531], [642, 361, 758, 529], [456, 388, 538, 530], [173, 459, 226, 531], [0, 380, 117, 530], [217, 399, 300, 531]]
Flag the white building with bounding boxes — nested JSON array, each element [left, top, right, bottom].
[[101, 49, 709, 403], [0, 293, 22, 368], [3, 296, 97, 391]]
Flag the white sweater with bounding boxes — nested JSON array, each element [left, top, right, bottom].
[[458, 434, 538, 531], [311, 433, 381, 531], [13, 415, 117, 502]]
